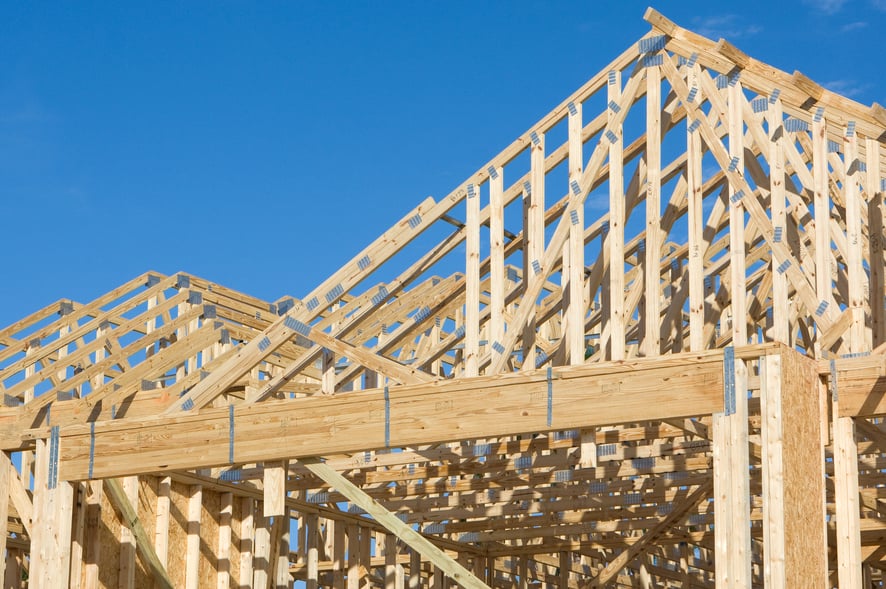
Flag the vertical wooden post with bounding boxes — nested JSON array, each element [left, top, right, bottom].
[[558, 551, 569, 588], [866, 139, 884, 347], [83, 481, 102, 589], [489, 165, 505, 373], [812, 108, 832, 349], [686, 64, 705, 352], [607, 69, 625, 361], [333, 517, 346, 589], [347, 524, 360, 589], [844, 122, 865, 350], [523, 130, 545, 368], [217, 492, 233, 589], [768, 97, 789, 344], [566, 100, 585, 365], [155, 476, 171, 571], [760, 354, 785, 587], [253, 510, 272, 589], [264, 461, 287, 518], [760, 349, 827, 586], [727, 77, 747, 346], [29, 438, 74, 589], [69, 481, 86, 589], [3, 549, 21, 589], [306, 512, 319, 589], [833, 413, 862, 586], [713, 348, 750, 588], [117, 476, 138, 589], [239, 497, 255, 589], [274, 515, 290, 589], [644, 61, 661, 358], [465, 182, 481, 377], [409, 548, 421, 589], [185, 484, 203, 589]]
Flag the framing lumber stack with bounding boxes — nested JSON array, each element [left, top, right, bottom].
[[2, 8, 886, 588]]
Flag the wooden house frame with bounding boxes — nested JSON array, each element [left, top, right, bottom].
[[2, 8, 886, 588]]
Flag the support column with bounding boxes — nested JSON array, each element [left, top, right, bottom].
[[29, 437, 74, 589], [760, 349, 827, 587], [607, 69, 625, 361], [239, 497, 255, 588], [713, 348, 750, 588], [465, 182, 480, 377]]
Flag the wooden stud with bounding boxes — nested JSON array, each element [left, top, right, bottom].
[[239, 497, 255, 589], [466, 183, 481, 377], [608, 69, 626, 361], [185, 484, 203, 589], [686, 63, 705, 352], [644, 60, 661, 357], [217, 492, 233, 589], [768, 97, 789, 345]]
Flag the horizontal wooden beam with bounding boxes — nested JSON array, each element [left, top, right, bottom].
[[828, 354, 886, 417], [52, 347, 738, 480]]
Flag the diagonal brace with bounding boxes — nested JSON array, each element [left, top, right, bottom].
[[299, 457, 491, 589], [585, 480, 712, 588]]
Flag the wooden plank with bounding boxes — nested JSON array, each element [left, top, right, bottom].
[[686, 63, 705, 352], [489, 166, 506, 372], [523, 131, 545, 368], [185, 484, 202, 589], [217, 491, 233, 589], [83, 481, 101, 589], [68, 482, 85, 589], [760, 354, 785, 588], [566, 100, 585, 365], [155, 475, 171, 568], [4, 453, 29, 535], [465, 182, 481, 377], [833, 413, 862, 586], [727, 77, 747, 345], [767, 96, 789, 345], [812, 108, 833, 351], [644, 61, 661, 357], [253, 512, 271, 589], [608, 69, 626, 361], [779, 349, 827, 586], [58, 350, 728, 480], [264, 461, 287, 518], [712, 352, 751, 588], [300, 457, 491, 589], [239, 497, 255, 588], [306, 512, 320, 589], [103, 477, 174, 589], [117, 475, 137, 589], [867, 139, 885, 348], [844, 122, 865, 352]]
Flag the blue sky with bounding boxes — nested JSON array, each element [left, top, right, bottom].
[[1, 0, 884, 328]]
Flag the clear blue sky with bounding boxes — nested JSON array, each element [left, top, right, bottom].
[[2, 0, 884, 328]]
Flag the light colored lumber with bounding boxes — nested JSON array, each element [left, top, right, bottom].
[[300, 457, 491, 589], [104, 477, 174, 589]]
